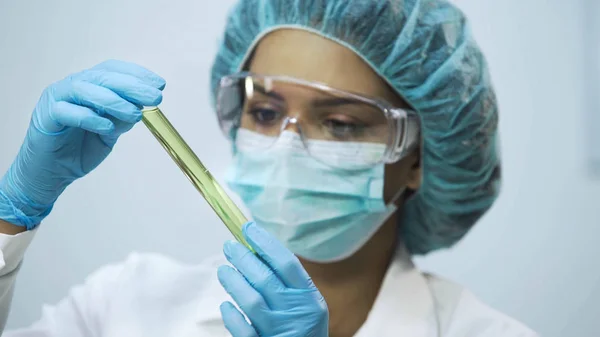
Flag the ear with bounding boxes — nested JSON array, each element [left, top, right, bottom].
[[405, 151, 422, 191]]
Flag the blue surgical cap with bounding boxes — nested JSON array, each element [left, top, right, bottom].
[[210, 0, 501, 255]]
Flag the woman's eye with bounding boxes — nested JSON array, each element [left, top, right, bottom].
[[324, 119, 364, 138], [249, 108, 279, 124]]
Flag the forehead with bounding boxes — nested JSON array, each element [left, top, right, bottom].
[[247, 29, 404, 106]]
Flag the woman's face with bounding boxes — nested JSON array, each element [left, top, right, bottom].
[[247, 29, 421, 201]]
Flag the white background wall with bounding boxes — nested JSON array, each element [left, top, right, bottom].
[[585, 0, 600, 173], [0, 0, 598, 336]]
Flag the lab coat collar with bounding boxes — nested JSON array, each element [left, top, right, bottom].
[[195, 244, 438, 337], [353, 243, 439, 337]]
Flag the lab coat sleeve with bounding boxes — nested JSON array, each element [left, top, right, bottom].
[[426, 275, 539, 337], [0, 230, 37, 333], [448, 289, 540, 337], [0, 236, 127, 337], [479, 320, 540, 337]]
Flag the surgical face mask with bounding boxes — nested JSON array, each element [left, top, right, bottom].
[[225, 129, 404, 263]]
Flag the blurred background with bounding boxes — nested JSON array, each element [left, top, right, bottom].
[[0, 0, 598, 336]]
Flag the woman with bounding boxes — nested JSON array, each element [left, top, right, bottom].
[[0, 0, 537, 336]]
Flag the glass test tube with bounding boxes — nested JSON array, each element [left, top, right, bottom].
[[141, 106, 251, 250]]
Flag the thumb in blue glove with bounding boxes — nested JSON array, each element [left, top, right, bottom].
[[217, 222, 329, 337]]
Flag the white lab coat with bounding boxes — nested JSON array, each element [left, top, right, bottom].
[[0, 230, 538, 337]]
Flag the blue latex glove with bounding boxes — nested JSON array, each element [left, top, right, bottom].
[[218, 222, 329, 337], [0, 60, 165, 229]]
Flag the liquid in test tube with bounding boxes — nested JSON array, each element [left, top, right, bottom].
[[141, 106, 251, 250]]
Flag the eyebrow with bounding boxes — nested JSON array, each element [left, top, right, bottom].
[[253, 83, 358, 107], [312, 97, 357, 108], [252, 83, 285, 101]]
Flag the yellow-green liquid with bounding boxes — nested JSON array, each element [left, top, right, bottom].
[[141, 107, 251, 250]]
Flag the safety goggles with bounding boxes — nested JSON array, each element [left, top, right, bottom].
[[216, 72, 420, 169]]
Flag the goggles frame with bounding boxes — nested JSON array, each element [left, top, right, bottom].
[[216, 72, 421, 165]]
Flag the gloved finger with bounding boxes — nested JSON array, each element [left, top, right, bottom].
[[220, 301, 259, 337], [52, 79, 142, 124], [217, 265, 271, 329], [90, 59, 166, 90], [223, 240, 286, 303], [243, 222, 314, 290], [76, 70, 163, 107], [97, 118, 137, 148], [108, 118, 136, 136], [47, 101, 115, 135]]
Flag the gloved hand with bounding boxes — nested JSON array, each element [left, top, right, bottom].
[[218, 222, 329, 337], [0, 60, 165, 229]]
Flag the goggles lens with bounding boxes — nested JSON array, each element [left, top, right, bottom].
[[217, 74, 415, 169]]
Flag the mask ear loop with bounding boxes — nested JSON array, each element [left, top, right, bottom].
[[373, 183, 407, 238], [389, 185, 408, 207]]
